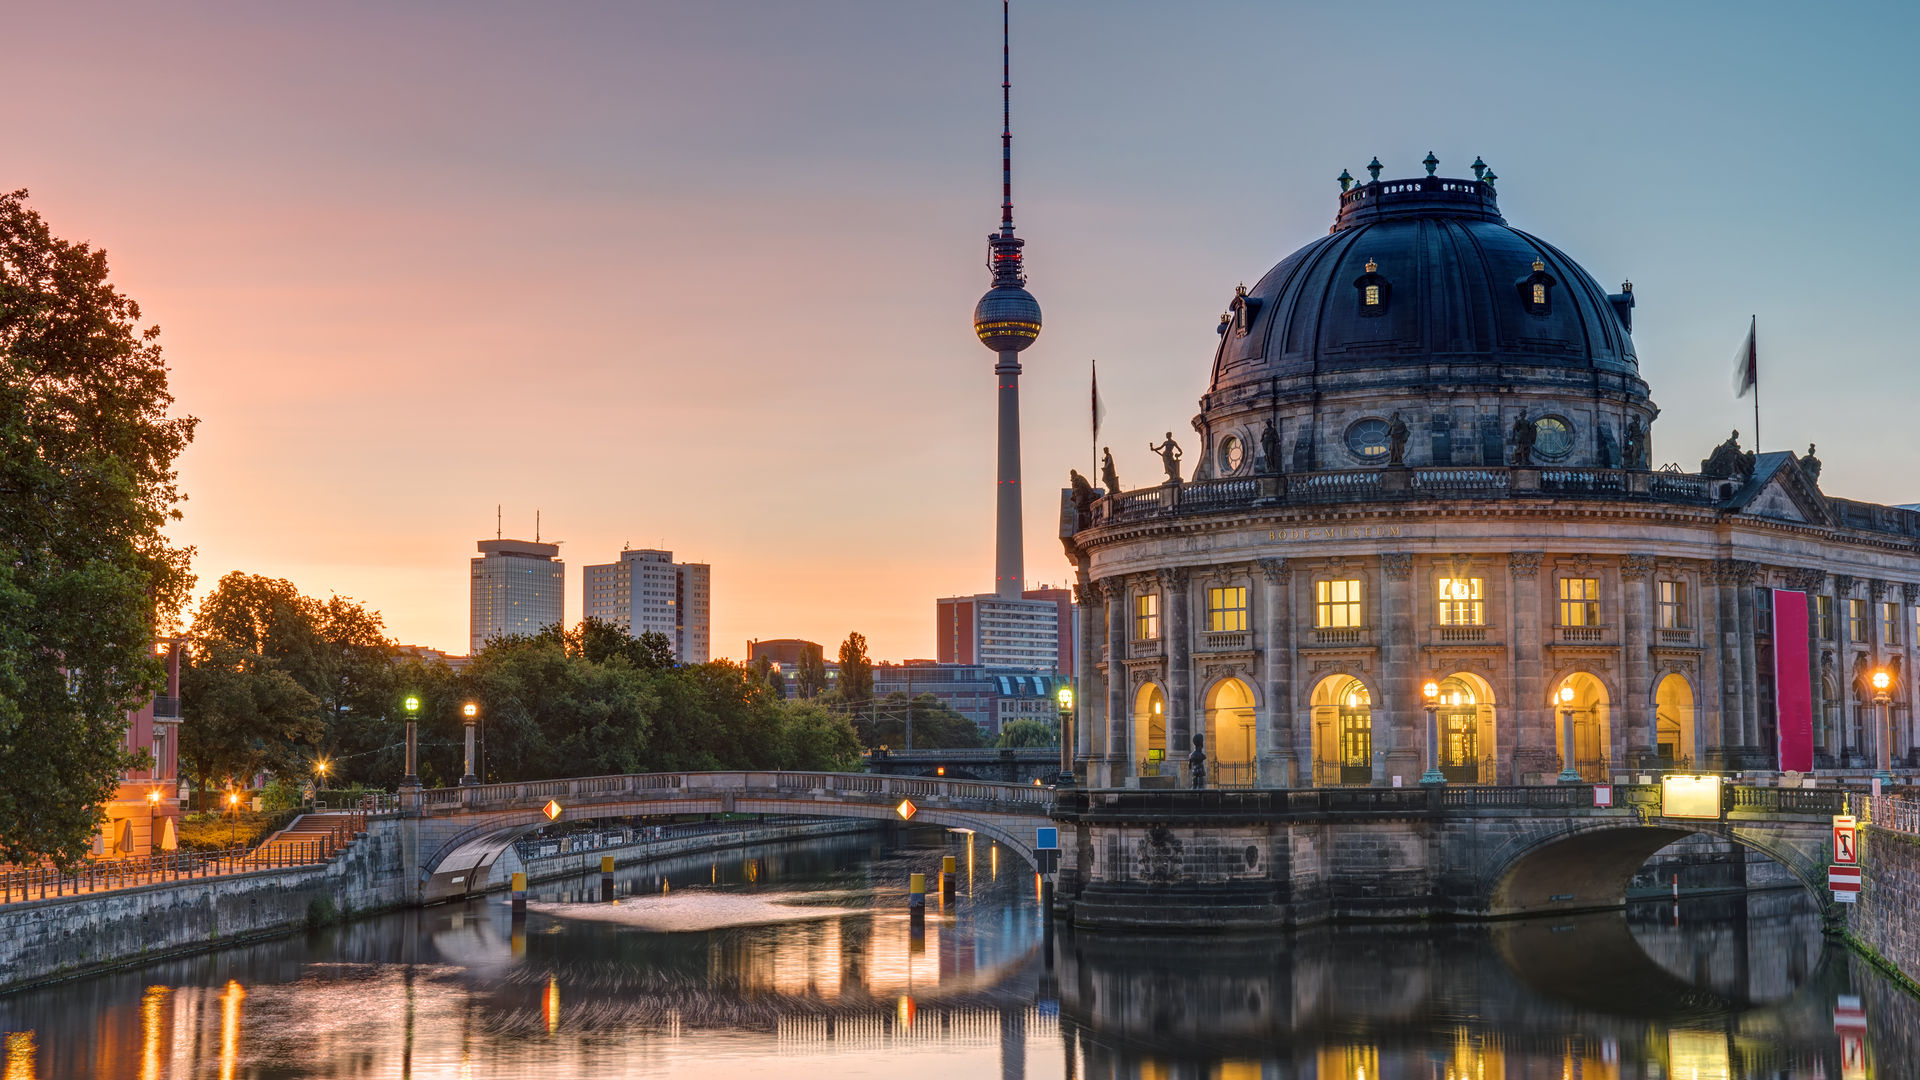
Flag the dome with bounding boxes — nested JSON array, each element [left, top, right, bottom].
[[1208, 173, 1641, 403], [975, 286, 1043, 354]]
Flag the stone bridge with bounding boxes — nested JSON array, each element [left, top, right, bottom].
[[864, 747, 1061, 785], [1050, 782, 1849, 930], [409, 771, 1055, 903]]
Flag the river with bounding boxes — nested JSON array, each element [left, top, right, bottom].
[[1, 830, 1914, 1078]]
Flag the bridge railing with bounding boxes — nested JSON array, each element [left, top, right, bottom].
[[425, 771, 1054, 814], [1869, 795, 1920, 836], [1728, 785, 1848, 816]]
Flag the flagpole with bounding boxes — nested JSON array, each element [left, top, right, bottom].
[[1751, 315, 1759, 452]]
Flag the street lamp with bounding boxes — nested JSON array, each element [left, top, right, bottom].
[[460, 703, 480, 786], [1055, 684, 1074, 781], [1557, 684, 1582, 784], [313, 758, 330, 808], [1872, 667, 1893, 782], [402, 695, 422, 789], [1420, 680, 1445, 786], [226, 790, 241, 846]]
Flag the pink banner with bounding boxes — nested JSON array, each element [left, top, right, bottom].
[[1773, 589, 1813, 772]]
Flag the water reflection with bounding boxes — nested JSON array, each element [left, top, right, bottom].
[[0, 831, 1912, 1079]]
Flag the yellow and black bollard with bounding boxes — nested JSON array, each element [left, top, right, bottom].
[[601, 855, 615, 902], [908, 871, 927, 953], [941, 855, 957, 901], [511, 871, 527, 919]]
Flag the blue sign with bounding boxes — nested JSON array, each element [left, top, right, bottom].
[[1036, 827, 1058, 850]]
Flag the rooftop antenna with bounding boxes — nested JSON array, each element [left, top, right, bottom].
[[536, 509, 541, 543], [496, 504, 502, 540]]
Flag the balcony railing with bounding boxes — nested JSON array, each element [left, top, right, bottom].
[[1558, 625, 1607, 643], [152, 696, 181, 719], [1199, 630, 1252, 653], [1656, 627, 1696, 646], [1129, 638, 1164, 659], [1308, 627, 1367, 647], [1434, 625, 1489, 643]]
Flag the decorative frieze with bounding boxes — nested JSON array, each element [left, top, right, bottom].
[[1381, 552, 1412, 581], [1621, 554, 1655, 581], [1509, 551, 1542, 579], [1258, 557, 1290, 584], [1783, 567, 1827, 593]]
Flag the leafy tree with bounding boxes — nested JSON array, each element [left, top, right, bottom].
[[996, 718, 1058, 748], [178, 642, 322, 795], [567, 618, 674, 671], [854, 692, 984, 750], [775, 701, 863, 771], [459, 633, 657, 781], [837, 632, 873, 705], [0, 190, 196, 866], [793, 644, 828, 699]]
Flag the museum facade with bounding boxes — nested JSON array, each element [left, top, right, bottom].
[[1062, 160, 1920, 787]]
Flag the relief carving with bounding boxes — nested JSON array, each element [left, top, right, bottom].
[[1869, 579, 1889, 602], [1509, 551, 1543, 579], [1906, 583, 1920, 606], [1621, 554, 1655, 581], [1834, 574, 1856, 597], [1258, 557, 1290, 584], [1136, 823, 1185, 884], [1381, 552, 1412, 581]]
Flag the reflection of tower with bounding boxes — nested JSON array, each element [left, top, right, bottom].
[[972, 0, 1042, 599]]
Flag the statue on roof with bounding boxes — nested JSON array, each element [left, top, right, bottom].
[[1800, 442, 1822, 484], [1069, 470, 1097, 530], [1101, 447, 1122, 495], [1260, 420, 1283, 475], [1701, 430, 1755, 480], [1387, 412, 1409, 466], [1508, 412, 1536, 466], [1150, 432, 1184, 484], [1623, 416, 1647, 470]]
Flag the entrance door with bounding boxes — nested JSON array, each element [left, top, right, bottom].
[[1441, 708, 1479, 783], [1338, 707, 1372, 784]]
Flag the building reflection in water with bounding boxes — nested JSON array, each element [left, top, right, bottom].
[[0, 837, 1912, 1079]]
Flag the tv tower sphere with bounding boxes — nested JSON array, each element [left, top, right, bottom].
[[973, 284, 1042, 353]]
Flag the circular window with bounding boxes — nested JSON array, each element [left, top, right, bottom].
[[1345, 418, 1390, 462], [1219, 435, 1244, 473], [1534, 416, 1574, 458]]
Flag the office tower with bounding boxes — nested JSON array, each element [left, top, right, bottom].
[[470, 538, 565, 653]]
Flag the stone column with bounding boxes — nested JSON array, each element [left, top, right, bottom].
[[1259, 558, 1294, 787], [1714, 561, 1747, 763], [1163, 567, 1194, 784], [1379, 553, 1417, 785], [1903, 583, 1918, 765], [1698, 560, 1724, 767], [1621, 554, 1655, 768], [1508, 552, 1551, 783], [1073, 580, 1100, 777], [1869, 579, 1888, 768], [1104, 576, 1131, 786], [1735, 563, 1762, 760], [1834, 575, 1856, 766]]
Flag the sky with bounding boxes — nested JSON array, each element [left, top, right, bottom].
[[8, 2, 1920, 660]]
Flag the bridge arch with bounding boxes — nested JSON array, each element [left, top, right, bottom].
[[1480, 817, 1829, 919]]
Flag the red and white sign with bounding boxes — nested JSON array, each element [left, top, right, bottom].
[[1834, 815, 1858, 864], [1830, 864, 1862, 899], [1834, 994, 1867, 1031], [1593, 784, 1613, 808]]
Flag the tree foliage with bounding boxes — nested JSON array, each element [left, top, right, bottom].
[[0, 190, 196, 865], [793, 644, 828, 699], [852, 692, 985, 750], [837, 632, 872, 704], [995, 718, 1058, 748]]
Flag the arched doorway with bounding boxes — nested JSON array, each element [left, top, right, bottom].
[[1133, 683, 1167, 777], [1552, 673, 1612, 781], [1204, 678, 1257, 787], [1311, 675, 1372, 785], [1653, 673, 1696, 770], [1434, 673, 1497, 784]]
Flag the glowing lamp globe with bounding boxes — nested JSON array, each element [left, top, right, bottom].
[[973, 286, 1042, 353]]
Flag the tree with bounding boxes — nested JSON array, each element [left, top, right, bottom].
[[837, 632, 873, 705], [567, 618, 674, 671], [178, 643, 323, 794], [853, 692, 984, 750], [794, 644, 827, 699], [996, 718, 1058, 748], [775, 701, 863, 771], [0, 190, 197, 865]]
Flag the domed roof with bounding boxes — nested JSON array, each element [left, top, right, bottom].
[[1209, 172, 1639, 400]]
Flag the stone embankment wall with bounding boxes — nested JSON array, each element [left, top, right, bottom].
[[1845, 825, 1920, 992], [0, 818, 411, 992], [501, 819, 879, 885]]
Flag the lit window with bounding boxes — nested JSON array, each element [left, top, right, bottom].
[[1315, 579, 1363, 628], [1208, 587, 1248, 632], [1658, 580, 1686, 629], [1883, 602, 1901, 645], [1558, 577, 1600, 626], [1134, 593, 1160, 641], [1849, 598, 1868, 641], [1436, 577, 1483, 626], [1532, 283, 1546, 306], [1364, 284, 1380, 306]]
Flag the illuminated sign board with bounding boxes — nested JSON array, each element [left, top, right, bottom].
[[1660, 775, 1722, 819]]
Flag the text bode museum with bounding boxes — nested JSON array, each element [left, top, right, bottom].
[[1063, 157, 1919, 789]]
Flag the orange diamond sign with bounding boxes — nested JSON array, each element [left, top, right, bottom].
[[543, 799, 563, 821], [895, 798, 917, 821]]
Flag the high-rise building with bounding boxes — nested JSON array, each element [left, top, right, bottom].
[[875, 661, 1067, 737], [935, 591, 1060, 673], [470, 538, 565, 653], [583, 548, 711, 663]]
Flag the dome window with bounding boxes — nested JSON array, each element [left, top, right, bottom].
[[1353, 259, 1392, 318], [1345, 418, 1391, 462], [1517, 257, 1556, 316], [1533, 415, 1574, 458]]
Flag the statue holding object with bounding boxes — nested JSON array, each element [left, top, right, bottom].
[[1150, 432, 1184, 484]]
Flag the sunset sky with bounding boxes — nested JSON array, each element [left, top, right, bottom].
[[9, 2, 1919, 660]]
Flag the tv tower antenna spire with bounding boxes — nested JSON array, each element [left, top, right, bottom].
[[972, 0, 1043, 599]]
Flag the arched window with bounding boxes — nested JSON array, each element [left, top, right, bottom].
[[1517, 257, 1556, 316], [1353, 258, 1392, 318]]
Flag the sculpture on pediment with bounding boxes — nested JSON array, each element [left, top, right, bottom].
[[1800, 442, 1822, 484], [1701, 430, 1755, 480]]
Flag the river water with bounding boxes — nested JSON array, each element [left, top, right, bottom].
[[1, 830, 1915, 1079]]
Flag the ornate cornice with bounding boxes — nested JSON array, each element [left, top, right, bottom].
[[1509, 551, 1542, 579], [1783, 567, 1827, 593], [1713, 559, 1759, 586]]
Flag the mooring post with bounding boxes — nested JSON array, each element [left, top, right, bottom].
[[601, 855, 615, 902], [941, 855, 957, 900], [511, 871, 527, 918]]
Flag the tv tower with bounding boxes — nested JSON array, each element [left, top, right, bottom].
[[971, 0, 1042, 600]]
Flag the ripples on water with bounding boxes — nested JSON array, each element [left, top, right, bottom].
[[0, 830, 1913, 1078]]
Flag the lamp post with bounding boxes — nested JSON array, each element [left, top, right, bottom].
[[1055, 684, 1074, 784], [1557, 684, 1582, 784], [226, 791, 240, 847], [313, 758, 330, 809], [1872, 668, 1893, 782], [402, 695, 421, 790], [460, 703, 480, 786], [1420, 680, 1445, 786]]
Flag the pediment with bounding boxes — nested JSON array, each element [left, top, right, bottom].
[[1731, 453, 1832, 526]]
